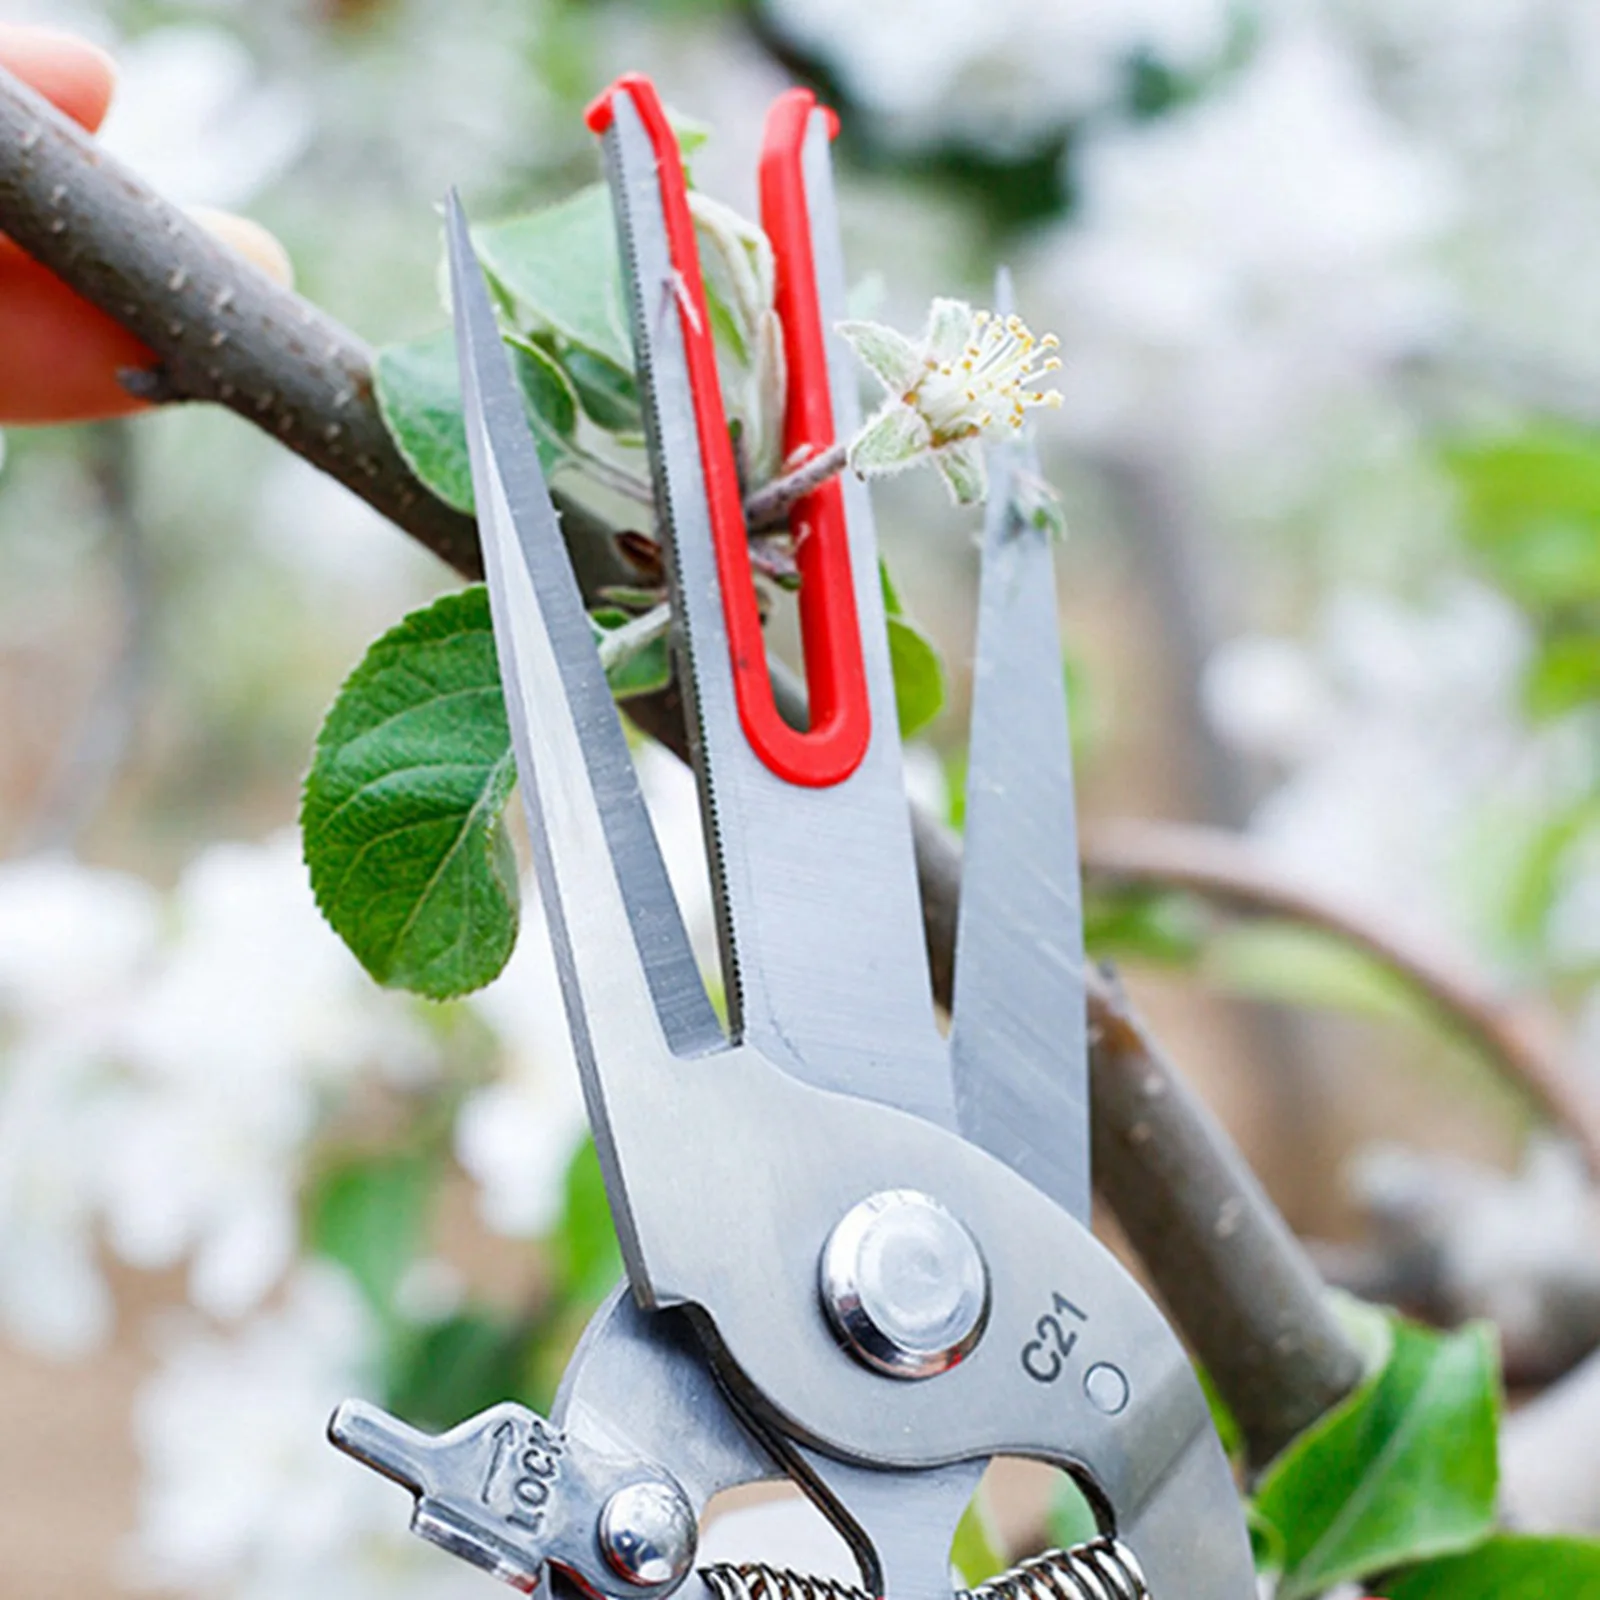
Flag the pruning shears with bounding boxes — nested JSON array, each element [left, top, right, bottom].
[[329, 73, 1255, 1600]]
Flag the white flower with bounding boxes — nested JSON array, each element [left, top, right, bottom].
[[757, 0, 1233, 155], [1205, 581, 1584, 962], [130, 1263, 490, 1600], [99, 833, 440, 1318], [0, 1040, 116, 1358], [1031, 28, 1453, 460], [0, 853, 159, 1022], [840, 300, 1062, 503], [0, 856, 159, 1357], [96, 26, 310, 210], [1200, 635, 1340, 767]]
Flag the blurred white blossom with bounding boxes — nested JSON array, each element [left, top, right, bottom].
[[759, 0, 1233, 154], [454, 911, 588, 1239], [254, 455, 439, 615], [96, 25, 311, 209], [99, 833, 441, 1318], [130, 1263, 489, 1600], [1204, 582, 1584, 960], [1032, 28, 1453, 459], [0, 856, 159, 1356], [1325, 0, 1600, 367], [1548, 837, 1600, 972], [0, 836, 443, 1349]]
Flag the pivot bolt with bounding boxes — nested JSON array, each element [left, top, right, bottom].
[[819, 1189, 990, 1380], [599, 1479, 697, 1589]]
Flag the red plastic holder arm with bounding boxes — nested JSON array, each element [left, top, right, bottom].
[[587, 76, 870, 789]]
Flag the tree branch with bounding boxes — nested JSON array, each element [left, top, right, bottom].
[[911, 808, 1364, 1463], [744, 439, 849, 531], [1083, 818, 1596, 1170], [0, 62, 492, 574], [0, 60, 1360, 1462]]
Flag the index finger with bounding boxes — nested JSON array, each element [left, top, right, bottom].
[[0, 26, 154, 424], [0, 24, 116, 132]]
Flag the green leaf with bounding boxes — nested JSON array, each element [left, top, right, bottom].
[[1206, 921, 1420, 1023], [879, 561, 947, 737], [306, 1150, 436, 1319], [386, 1308, 533, 1430], [887, 616, 947, 737], [506, 336, 579, 460], [590, 607, 673, 699], [1253, 1318, 1500, 1600], [1527, 631, 1600, 717], [302, 587, 520, 1000], [951, 1495, 1007, 1587], [1504, 796, 1600, 944], [376, 328, 577, 516], [374, 331, 476, 514], [1249, 1503, 1288, 1577], [560, 346, 641, 432], [475, 187, 633, 371], [1446, 427, 1600, 609], [1195, 1362, 1244, 1465], [1047, 1476, 1101, 1551], [1083, 888, 1207, 966], [551, 1137, 623, 1305], [1380, 1535, 1600, 1599]]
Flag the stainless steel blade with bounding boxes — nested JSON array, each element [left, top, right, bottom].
[[447, 192, 721, 1063], [596, 90, 952, 1132], [949, 273, 1089, 1224], [449, 191, 730, 1285]]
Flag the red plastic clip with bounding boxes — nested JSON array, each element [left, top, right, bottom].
[[588, 76, 870, 789]]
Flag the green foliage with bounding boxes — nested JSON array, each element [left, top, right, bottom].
[[506, 336, 581, 458], [1194, 1361, 1245, 1465], [549, 1138, 624, 1305], [386, 1308, 535, 1431], [1206, 921, 1420, 1022], [1448, 424, 1600, 614], [1083, 888, 1207, 966], [374, 328, 579, 515], [1443, 425, 1600, 966], [950, 1495, 1008, 1587], [1252, 1318, 1499, 1599], [879, 561, 948, 737], [560, 344, 642, 432], [589, 606, 673, 699], [303, 587, 683, 994], [1379, 1535, 1600, 1598], [1047, 1476, 1101, 1551], [302, 587, 520, 999], [374, 332, 477, 513], [307, 1150, 437, 1321], [1526, 630, 1600, 718], [473, 186, 634, 372]]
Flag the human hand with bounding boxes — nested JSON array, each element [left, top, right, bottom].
[[0, 24, 292, 425]]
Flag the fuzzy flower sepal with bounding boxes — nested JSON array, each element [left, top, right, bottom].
[[839, 298, 1062, 504]]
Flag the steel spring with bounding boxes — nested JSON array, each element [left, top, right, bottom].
[[700, 1538, 1148, 1600]]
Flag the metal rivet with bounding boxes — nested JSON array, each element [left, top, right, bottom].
[[819, 1189, 990, 1380], [599, 1479, 697, 1588]]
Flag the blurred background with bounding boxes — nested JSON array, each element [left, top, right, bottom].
[[1, 0, 1598, 1595]]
